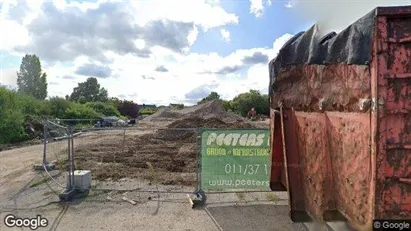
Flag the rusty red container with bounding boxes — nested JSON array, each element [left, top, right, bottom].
[[268, 6, 411, 229]]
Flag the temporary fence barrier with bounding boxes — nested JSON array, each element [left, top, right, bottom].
[[42, 119, 272, 202]]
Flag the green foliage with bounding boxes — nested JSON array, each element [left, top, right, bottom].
[[198, 91, 220, 104], [0, 87, 27, 144], [85, 102, 121, 117], [139, 107, 157, 115], [172, 104, 184, 110], [17, 54, 48, 100], [230, 90, 269, 117], [48, 97, 73, 119], [69, 77, 108, 103], [16, 93, 51, 118], [64, 103, 101, 119], [109, 97, 120, 108], [222, 100, 233, 111]]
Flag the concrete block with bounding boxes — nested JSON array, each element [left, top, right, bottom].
[[33, 163, 56, 171], [73, 170, 92, 192]]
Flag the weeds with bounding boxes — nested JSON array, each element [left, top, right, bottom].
[[265, 193, 279, 201], [236, 192, 246, 201]]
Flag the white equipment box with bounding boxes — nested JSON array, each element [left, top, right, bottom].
[[73, 170, 92, 192]]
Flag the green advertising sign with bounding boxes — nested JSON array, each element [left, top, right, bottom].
[[200, 129, 271, 190]]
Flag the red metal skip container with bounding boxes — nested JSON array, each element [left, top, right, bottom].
[[268, 5, 411, 230]]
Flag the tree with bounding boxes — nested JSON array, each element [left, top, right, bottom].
[[69, 77, 108, 103], [117, 100, 139, 118], [17, 54, 48, 100], [222, 100, 232, 111], [48, 97, 73, 119], [109, 97, 120, 108], [63, 103, 101, 120], [0, 87, 27, 144], [85, 102, 121, 117], [198, 91, 220, 104], [230, 90, 269, 116]]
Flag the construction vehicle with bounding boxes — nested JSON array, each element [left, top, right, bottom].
[[268, 5, 411, 230]]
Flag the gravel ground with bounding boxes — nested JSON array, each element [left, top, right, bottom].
[[0, 172, 301, 231]]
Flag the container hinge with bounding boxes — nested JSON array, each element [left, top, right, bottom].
[[371, 98, 385, 111]]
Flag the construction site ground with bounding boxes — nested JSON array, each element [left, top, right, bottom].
[[0, 109, 354, 231]]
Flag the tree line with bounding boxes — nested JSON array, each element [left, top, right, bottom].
[[196, 90, 269, 117], [0, 54, 269, 145], [0, 54, 139, 145]]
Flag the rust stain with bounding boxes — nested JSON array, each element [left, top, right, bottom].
[[271, 64, 371, 112]]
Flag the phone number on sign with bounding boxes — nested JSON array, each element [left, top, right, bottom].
[[224, 164, 269, 175]]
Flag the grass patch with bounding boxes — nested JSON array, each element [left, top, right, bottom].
[[236, 192, 246, 201], [265, 193, 279, 201]]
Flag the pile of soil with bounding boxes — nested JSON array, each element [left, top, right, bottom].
[[143, 100, 246, 123], [143, 108, 181, 121], [154, 117, 256, 142], [167, 117, 228, 128]]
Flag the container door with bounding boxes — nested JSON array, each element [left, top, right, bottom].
[[374, 11, 411, 219], [269, 108, 287, 191]]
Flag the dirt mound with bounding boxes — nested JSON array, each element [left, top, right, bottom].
[[167, 117, 255, 129], [167, 117, 227, 128], [143, 100, 245, 123], [143, 108, 181, 121], [152, 117, 257, 143]]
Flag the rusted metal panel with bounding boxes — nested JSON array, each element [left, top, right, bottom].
[[326, 112, 372, 226], [374, 11, 411, 219], [294, 112, 335, 219], [376, 6, 411, 16], [282, 108, 310, 222], [268, 5, 411, 227], [271, 64, 371, 112], [270, 108, 286, 191]]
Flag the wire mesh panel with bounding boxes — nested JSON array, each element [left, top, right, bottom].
[[42, 120, 70, 188], [69, 119, 197, 193], [43, 120, 70, 169]]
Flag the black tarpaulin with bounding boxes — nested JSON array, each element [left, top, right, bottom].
[[269, 8, 376, 95]]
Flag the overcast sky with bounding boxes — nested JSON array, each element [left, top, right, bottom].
[[1, 0, 409, 105]]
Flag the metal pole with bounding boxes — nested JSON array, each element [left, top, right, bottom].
[[42, 121, 47, 165], [67, 125, 72, 189], [70, 125, 75, 187], [196, 129, 202, 191]]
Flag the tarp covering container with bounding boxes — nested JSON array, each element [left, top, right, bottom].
[[268, 5, 411, 229]]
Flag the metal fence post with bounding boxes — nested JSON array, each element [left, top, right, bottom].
[[70, 124, 75, 187], [196, 128, 202, 192], [43, 120, 47, 165], [67, 124, 72, 189]]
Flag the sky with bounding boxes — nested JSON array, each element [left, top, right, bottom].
[[0, 0, 410, 106]]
